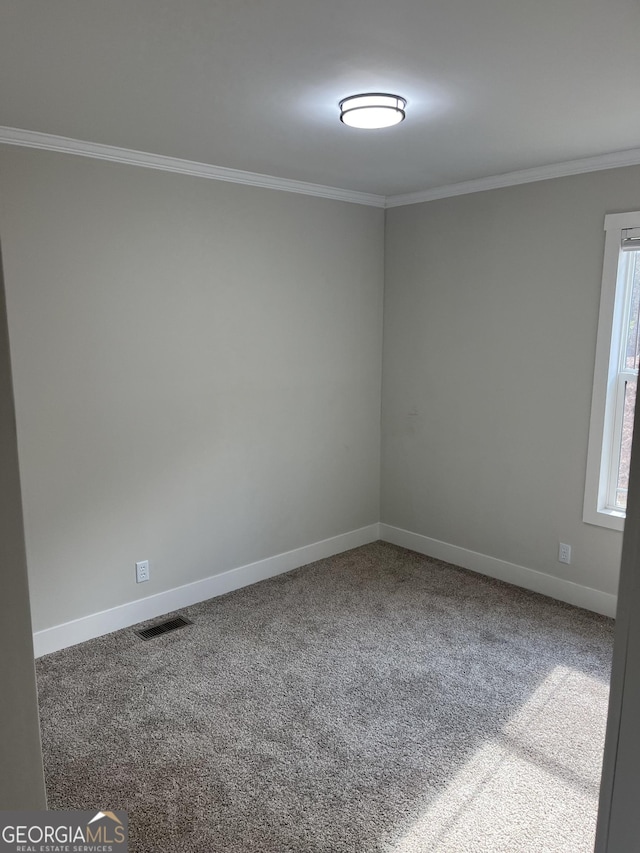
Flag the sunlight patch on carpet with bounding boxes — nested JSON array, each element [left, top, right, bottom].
[[392, 666, 609, 853]]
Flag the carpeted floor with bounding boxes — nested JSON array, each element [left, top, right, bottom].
[[36, 542, 613, 852]]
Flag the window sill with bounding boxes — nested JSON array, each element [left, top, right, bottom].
[[583, 507, 625, 532]]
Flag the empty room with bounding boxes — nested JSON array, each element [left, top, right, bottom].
[[1, 1, 640, 852]]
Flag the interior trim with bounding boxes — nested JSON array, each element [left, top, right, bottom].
[[2, 126, 640, 209], [32, 523, 381, 657], [379, 523, 617, 617], [33, 520, 617, 657], [0, 126, 386, 208], [384, 147, 640, 207]]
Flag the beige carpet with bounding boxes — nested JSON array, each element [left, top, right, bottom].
[[36, 542, 613, 852]]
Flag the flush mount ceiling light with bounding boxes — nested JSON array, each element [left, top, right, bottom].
[[339, 93, 406, 129]]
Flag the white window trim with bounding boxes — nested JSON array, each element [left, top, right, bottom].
[[584, 211, 640, 532]]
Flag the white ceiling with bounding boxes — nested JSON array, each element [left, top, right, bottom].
[[1, 0, 639, 197]]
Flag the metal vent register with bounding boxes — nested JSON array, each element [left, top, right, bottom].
[[135, 616, 192, 640]]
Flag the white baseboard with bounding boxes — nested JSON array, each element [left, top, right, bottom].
[[34, 521, 615, 657], [379, 524, 617, 618], [33, 523, 380, 657]]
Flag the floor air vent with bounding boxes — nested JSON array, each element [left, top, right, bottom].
[[135, 616, 192, 640]]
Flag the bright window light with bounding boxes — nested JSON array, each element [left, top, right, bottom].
[[584, 212, 640, 531]]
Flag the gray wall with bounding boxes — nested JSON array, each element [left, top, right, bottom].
[[0, 147, 384, 633], [382, 166, 640, 597], [0, 243, 46, 808], [2, 146, 637, 636]]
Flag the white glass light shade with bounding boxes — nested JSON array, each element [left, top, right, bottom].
[[339, 93, 406, 129]]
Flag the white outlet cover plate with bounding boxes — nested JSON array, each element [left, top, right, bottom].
[[559, 544, 571, 564]]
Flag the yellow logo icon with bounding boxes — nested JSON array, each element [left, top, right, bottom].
[[85, 811, 126, 844], [87, 811, 123, 826]]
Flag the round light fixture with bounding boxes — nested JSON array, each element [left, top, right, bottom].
[[339, 93, 406, 129]]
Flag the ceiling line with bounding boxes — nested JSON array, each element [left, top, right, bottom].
[[1, 126, 639, 209], [385, 147, 640, 207], [0, 126, 386, 208]]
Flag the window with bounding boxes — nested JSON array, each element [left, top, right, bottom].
[[584, 212, 640, 531]]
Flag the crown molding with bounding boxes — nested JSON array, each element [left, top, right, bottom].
[[385, 147, 640, 208], [0, 126, 386, 208], [2, 126, 639, 210]]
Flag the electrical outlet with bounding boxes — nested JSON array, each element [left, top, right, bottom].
[[558, 543, 571, 565], [135, 560, 150, 583]]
